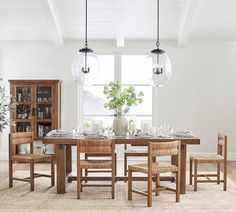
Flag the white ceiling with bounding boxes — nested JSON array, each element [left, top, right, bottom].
[[0, 0, 235, 46]]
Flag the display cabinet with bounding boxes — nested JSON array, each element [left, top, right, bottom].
[[9, 80, 61, 140]]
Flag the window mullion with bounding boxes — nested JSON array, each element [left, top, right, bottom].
[[78, 84, 84, 126], [115, 53, 121, 82], [152, 87, 158, 128]]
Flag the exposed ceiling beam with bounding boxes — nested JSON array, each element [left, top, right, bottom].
[[114, 0, 125, 47], [41, 0, 64, 46], [178, 0, 200, 46], [116, 24, 124, 47]]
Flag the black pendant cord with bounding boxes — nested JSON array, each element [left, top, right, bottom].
[[156, 0, 160, 48], [85, 0, 88, 47]]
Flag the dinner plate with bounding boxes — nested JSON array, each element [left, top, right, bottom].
[[171, 133, 194, 137], [49, 133, 72, 137]]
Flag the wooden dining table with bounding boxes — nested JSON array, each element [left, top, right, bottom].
[[42, 136, 200, 194]]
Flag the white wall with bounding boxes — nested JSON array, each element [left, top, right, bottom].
[[159, 41, 236, 159], [0, 40, 235, 160], [0, 41, 79, 159]]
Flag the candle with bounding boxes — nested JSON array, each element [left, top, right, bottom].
[[141, 120, 152, 132], [92, 120, 102, 132]]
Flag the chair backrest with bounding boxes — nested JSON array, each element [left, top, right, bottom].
[[217, 132, 227, 161], [148, 140, 181, 170], [77, 139, 115, 155], [9, 132, 34, 157], [148, 140, 180, 157]]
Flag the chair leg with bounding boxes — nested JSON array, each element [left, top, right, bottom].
[[30, 160, 34, 191], [155, 174, 160, 196], [77, 167, 81, 199], [176, 171, 180, 202], [194, 160, 198, 191], [190, 158, 193, 185], [51, 158, 55, 186], [147, 173, 152, 207], [224, 161, 227, 191], [128, 167, 132, 200], [80, 169, 83, 192], [84, 154, 88, 183], [111, 167, 115, 199], [9, 160, 13, 188], [217, 163, 220, 184], [115, 153, 117, 182], [124, 154, 127, 182]]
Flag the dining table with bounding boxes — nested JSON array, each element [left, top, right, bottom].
[[42, 136, 200, 194]]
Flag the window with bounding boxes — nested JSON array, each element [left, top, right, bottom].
[[83, 55, 114, 129], [82, 54, 156, 130], [121, 55, 152, 129]]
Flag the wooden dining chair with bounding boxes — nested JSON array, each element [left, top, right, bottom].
[[84, 137, 117, 183], [124, 120, 153, 178], [128, 140, 181, 207], [84, 153, 117, 183], [77, 138, 116, 199], [9, 132, 54, 191], [190, 132, 227, 191]]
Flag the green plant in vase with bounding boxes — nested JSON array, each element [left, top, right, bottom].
[[0, 84, 16, 132], [103, 81, 144, 136]]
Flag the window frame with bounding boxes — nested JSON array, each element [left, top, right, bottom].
[[78, 53, 158, 128]]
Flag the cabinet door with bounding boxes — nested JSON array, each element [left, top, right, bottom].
[[35, 85, 53, 138], [12, 85, 34, 133]]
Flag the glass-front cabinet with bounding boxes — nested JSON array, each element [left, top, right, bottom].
[[9, 80, 61, 139]]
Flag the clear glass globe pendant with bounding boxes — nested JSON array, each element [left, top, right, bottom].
[[71, 46, 99, 86], [71, 0, 99, 86], [147, 0, 172, 87], [147, 47, 172, 87]]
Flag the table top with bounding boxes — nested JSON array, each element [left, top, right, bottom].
[[41, 135, 200, 145]]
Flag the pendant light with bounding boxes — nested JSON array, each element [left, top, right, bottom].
[[147, 0, 172, 87], [71, 0, 99, 85]]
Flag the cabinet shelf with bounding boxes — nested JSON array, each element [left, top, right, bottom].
[[37, 102, 52, 105], [17, 102, 32, 105], [16, 119, 33, 122], [36, 119, 52, 122]]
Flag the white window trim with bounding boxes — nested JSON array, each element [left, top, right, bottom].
[[77, 53, 158, 127]]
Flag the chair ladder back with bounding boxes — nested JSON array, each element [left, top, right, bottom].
[[218, 132, 227, 161], [77, 139, 113, 154], [148, 140, 181, 168], [149, 140, 180, 157], [9, 132, 34, 157]]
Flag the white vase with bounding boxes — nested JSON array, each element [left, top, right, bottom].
[[113, 115, 128, 136]]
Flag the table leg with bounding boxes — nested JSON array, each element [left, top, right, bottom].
[[66, 145, 73, 182], [55, 144, 66, 194], [66, 145, 72, 175], [171, 144, 187, 194]]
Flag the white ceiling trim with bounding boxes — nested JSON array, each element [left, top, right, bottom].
[[178, 0, 200, 46], [42, 0, 64, 46]]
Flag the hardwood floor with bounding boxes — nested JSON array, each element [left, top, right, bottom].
[[1, 160, 236, 183]]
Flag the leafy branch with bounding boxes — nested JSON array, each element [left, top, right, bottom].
[[0, 86, 16, 132], [103, 81, 144, 115]]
